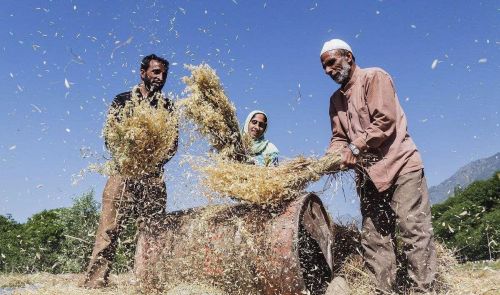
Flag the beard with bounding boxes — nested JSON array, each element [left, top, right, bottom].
[[143, 77, 165, 93], [333, 59, 351, 85]]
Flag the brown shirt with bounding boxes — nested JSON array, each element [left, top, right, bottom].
[[328, 65, 423, 192]]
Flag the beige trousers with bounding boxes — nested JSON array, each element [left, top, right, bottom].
[[359, 169, 436, 293], [83, 175, 166, 288]]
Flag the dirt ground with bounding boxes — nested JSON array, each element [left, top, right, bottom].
[[0, 261, 498, 295]]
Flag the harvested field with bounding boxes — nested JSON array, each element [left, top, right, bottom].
[[335, 242, 500, 295], [0, 272, 224, 294], [1, 259, 498, 294], [339, 257, 499, 294]]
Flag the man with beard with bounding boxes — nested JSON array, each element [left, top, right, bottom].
[[320, 39, 436, 294], [83, 54, 177, 288]]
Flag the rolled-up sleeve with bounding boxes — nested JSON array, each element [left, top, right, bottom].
[[352, 71, 397, 150]]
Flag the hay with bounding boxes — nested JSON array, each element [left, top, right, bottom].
[[0, 272, 230, 295], [337, 242, 500, 295], [103, 89, 178, 177], [140, 204, 266, 295], [444, 262, 500, 295], [434, 241, 458, 293], [178, 64, 344, 206], [1, 259, 498, 295], [180, 64, 248, 162], [434, 244, 499, 295], [196, 153, 342, 204], [340, 254, 376, 294], [164, 282, 227, 295], [0, 273, 34, 288], [0, 273, 139, 294]]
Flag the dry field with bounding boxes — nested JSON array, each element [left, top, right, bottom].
[[0, 272, 224, 295], [0, 260, 498, 295]]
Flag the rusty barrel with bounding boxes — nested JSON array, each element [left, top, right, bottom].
[[136, 193, 336, 295]]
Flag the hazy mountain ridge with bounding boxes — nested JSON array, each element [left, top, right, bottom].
[[429, 152, 500, 204]]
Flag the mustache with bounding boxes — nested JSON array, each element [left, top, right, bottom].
[[144, 78, 165, 92]]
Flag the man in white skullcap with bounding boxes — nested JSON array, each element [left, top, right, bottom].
[[320, 39, 436, 294]]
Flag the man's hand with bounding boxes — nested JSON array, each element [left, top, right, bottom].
[[340, 146, 357, 170]]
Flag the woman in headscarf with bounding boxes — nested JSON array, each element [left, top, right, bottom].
[[242, 110, 279, 167]]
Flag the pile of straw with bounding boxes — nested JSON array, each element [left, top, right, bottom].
[[196, 153, 342, 204], [2, 258, 498, 294], [0, 273, 139, 295], [103, 93, 178, 177], [336, 242, 495, 295], [180, 64, 248, 162]]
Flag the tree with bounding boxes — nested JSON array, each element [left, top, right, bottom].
[[22, 209, 65, 272], [0, 190, 148, 273], [56, 190, 100, 273], [0, 191, 100, 273], [0, 214, 24, 272], [55, 190, 136, 273], [432, 172, 499, 261]]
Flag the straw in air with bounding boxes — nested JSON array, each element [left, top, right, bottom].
[[196, 153, 342, 204], [102, 92, 178, 177], [180, 63, 248, 162]]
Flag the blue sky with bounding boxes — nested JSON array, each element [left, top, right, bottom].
[[1, 0, 498, 222]]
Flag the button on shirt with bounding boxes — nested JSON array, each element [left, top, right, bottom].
[[328, 65, 423, 192]]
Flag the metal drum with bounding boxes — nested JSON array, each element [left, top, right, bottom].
[[135, 193, 335, 295]]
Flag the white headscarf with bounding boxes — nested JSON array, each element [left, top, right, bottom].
[[243, 110, 269, 155]]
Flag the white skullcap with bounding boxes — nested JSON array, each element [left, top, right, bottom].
[[320, 39, 353, 56]]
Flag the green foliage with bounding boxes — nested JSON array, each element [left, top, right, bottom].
[[22, 208, 66, 272], [112, 219, 137, 274], [1, 193, 99, 274], [56, 190, 100, 273], [432, 172, 500, 261], [0, 190, 139, 274], [0, 214, 24, 272], [1, 209, 67, 272], [0, 191, 100, 273]]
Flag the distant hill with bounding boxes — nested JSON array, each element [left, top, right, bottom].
[[429, 152, 500, 204]]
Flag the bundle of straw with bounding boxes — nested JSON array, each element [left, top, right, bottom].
[[197, 153, 342, 204], [180, 63, 343, 204], [180, 64, 249, 162], [339, 242, 462, 295], [103, 93, 178, 177]]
